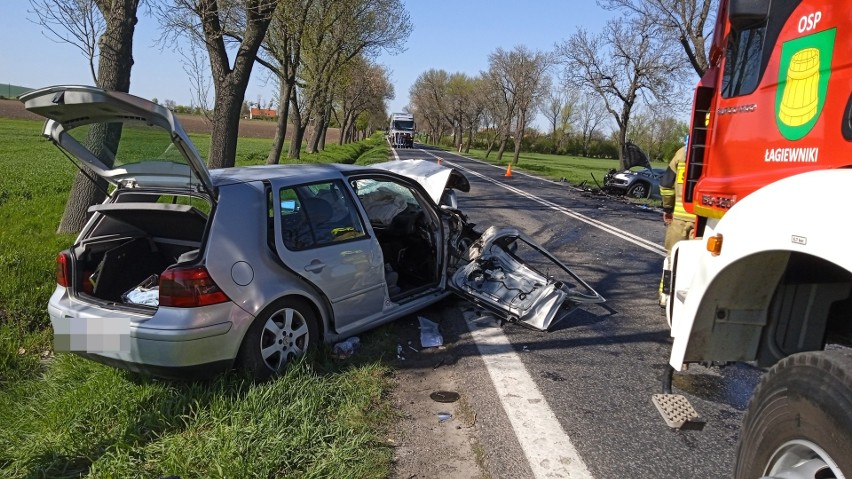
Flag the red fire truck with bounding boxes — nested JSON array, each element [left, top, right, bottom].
[[662, 0, 852, 476]]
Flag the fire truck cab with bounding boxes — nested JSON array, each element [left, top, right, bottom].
[[662, 1, 852, 476]]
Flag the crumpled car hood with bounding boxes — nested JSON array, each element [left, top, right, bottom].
[[371, 159, 470, 205]]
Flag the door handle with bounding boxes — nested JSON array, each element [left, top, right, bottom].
[[304, 260, 325, 273]]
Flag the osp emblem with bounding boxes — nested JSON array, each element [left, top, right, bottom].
[[775, 28, 835, 140]]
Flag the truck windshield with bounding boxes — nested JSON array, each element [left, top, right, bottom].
[[393, 120, 415, 130]]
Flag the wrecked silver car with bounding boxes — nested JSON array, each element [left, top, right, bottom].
[[23, 85, 604, 380]]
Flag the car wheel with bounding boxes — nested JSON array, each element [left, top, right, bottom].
[[626, 182, 649, 198], [734, 350, 852, 479], [237, 297, 319, 380]]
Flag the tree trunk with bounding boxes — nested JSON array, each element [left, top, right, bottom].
[[267, 80, 293, 164], [288, 92, 304, 159], [58, 0, 140, 234], [308, 112, 324, 153], [495, 137, 508, 163], [201, 0, 274, 169], [207, 82, 244, 169], [512, 111, 526, 166], [464, 125, 474, 153]]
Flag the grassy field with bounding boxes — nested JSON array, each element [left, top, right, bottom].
[[446, 147, 668, 194], [0, 117, 397, 478]]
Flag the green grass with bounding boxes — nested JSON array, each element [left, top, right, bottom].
[[0, 117, 397, 477], [449, 146, 667, 196], [0, 355, 394, 478]]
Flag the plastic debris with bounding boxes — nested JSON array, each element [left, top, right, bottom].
[[418, 316, 443, 348], [124, 287, 159, 306], [437, 412, 453, 422], [396, 344, 405, 360], [123, 274, 160, 306], [332, 336, 360, 359]]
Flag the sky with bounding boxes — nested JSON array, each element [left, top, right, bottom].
[[1, 0, 616, 126]]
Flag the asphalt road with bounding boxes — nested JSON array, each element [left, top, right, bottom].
[[394, 145, 765, 479]]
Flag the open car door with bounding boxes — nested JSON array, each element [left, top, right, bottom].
[[449, 227, 605, 331]]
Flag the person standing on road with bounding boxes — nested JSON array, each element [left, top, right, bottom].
[[659, 144, 696, 307]]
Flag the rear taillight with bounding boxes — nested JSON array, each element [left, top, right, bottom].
[[159, 266, 230, 307], [56, 252, 71, 287]]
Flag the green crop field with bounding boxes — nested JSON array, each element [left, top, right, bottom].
[[0, 117, 396, 478], [0, 84, 32, 99]]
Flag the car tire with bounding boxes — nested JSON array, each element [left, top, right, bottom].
[[734, 350, 852, 479], [626, 182, 649, 198], [237, 297, 319, 380]]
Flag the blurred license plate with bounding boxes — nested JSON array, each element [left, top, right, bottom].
[[53, 317, 131, 353]]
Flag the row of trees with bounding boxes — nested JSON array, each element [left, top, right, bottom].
[[30, 0, 411, 232], [408, 0, 716, 169]]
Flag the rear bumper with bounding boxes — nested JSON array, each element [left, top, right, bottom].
[[48, 287, 255, 377]]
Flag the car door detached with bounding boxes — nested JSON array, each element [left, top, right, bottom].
[[271, 180, 387, 332], [448, 226, 605, 331]]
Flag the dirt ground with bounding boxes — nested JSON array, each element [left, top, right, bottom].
[[0, 98, 340, 143], [386, 302, 488, 479]]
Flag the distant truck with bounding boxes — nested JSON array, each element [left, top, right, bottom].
[[660, 0, 852, 477], [388, 113, 415, 148]]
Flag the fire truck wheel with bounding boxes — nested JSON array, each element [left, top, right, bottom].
[[734, 349, 852, 479]]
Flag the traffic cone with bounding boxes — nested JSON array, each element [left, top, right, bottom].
[[504, 163, 513, 177]]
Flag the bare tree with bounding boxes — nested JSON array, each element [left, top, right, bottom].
[[628, 105, 689, 161], [557, 17, 685, 169], [575, 95, 609, 157], [488, 46, 553, 166], [599, 0, 717, 77], [181, 40, 214, 122], [34, 0, 141, 233], [282, 0, 410, 159], [29, 0, 105, 83], [156, 0, 278, 169], [409, 69, 451, 145]]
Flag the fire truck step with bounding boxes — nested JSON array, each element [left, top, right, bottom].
[[651, 394, 705, 430]]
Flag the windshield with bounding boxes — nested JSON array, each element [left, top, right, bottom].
[[392, 120, 415, 131]]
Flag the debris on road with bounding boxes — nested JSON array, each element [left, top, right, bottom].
[[418, 316, 443, 348], [331, 336, 360, 359]]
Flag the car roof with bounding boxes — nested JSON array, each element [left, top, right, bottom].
[[209, 163, 375, 187]]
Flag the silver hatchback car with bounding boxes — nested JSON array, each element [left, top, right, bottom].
[[22, 86, 604, 379]]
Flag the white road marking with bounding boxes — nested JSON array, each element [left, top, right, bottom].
[[467, 313, 593, 478], [391, 145, 401, 161], [403, 147, 667, 478], [416, 148, 666, 256]]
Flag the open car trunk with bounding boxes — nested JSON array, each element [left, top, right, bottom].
[[450, 227, 605, 331], [71, 199, 209, 307]]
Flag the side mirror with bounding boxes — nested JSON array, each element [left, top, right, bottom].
[[440, 190, 458, 210], [728, 0, 769, 31]]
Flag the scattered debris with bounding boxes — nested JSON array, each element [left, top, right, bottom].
[[396, 344, 405, 361], [418, 316, 443, 348], [430, 391, 460, 403], [332, 336, 360, 359], [522, 345, 529, 352], [437, 412, 453, 423]]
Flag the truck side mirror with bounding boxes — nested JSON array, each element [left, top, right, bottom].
[[728, 0, 769, 31]]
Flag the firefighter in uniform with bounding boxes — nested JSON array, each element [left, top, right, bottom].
[[659, 145, 695, 307]]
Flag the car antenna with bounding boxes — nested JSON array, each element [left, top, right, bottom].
[[54, 144, 111, 198]]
